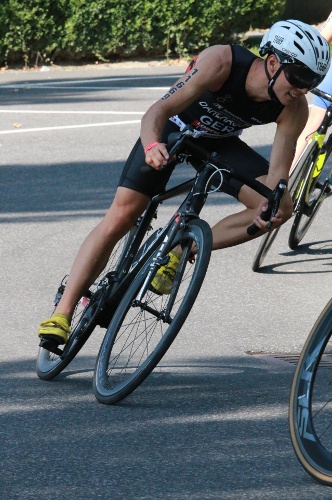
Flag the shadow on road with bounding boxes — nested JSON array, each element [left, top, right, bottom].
[[1, 159, 240, 223], [255, 239, 332, 275], [1, 353, 324, 499]]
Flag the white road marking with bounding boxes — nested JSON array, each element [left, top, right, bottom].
[[0, 110, 144, 115], [0, 74, 181, 87], [0, 74, 176, 133], [0, 120, 141, 134], [1, 85, 170, 90]]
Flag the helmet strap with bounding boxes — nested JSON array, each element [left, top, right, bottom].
[[264, 58, 284, 104]]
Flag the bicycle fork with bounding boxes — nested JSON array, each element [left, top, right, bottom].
[[133, 221, 182, 323], [131, 162, 214, 322], [133, 209, 199, 321]]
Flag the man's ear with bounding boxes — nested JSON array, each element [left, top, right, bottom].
[[266, 54, 279, 75]]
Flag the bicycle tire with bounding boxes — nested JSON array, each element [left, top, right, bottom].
[[288, 142, 325, 250], [288, 198, 324, 250], [93, 218, 212, 405], [251, 149, 307, 271], [251, 227, 281, 272], [289, 298, 332, 485], [36, 229, 138, 381]]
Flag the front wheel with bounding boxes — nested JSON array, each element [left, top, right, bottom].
[[289, 298, 332, 485], [288, 196, 323, 250], [288, 142, 325, 250], [93, 219, 212, 405], [251, 145, 309, 272]]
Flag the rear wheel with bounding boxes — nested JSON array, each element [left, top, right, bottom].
[[36, 225, 145, 381], [93, 219, 212, 404]]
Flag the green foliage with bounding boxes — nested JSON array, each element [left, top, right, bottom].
[[0, 0, 69, 66], [0, 0, 287, 66]]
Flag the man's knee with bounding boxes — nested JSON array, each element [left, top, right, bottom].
[[101, 188, 150, 238]]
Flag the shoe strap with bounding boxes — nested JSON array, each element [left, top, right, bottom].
[[40, 319, 71, 333]]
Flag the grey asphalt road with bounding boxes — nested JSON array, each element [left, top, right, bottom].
[[1, 63, 332, 500]]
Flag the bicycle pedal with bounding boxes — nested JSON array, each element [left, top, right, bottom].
[[39, 336, 64, 356]]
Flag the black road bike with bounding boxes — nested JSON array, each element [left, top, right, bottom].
[[36, 126, 285, 405], [252, 88, 332, 272]]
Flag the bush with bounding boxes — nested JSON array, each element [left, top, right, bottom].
[[62, 0, 286, 60], [0, 0, 287, 66], [0, 0, 69, 66]]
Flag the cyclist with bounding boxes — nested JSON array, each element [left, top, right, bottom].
[[38, 20, 330, 345], [292, 11, 332, 169]]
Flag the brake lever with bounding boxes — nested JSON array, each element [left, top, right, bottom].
[[247, 179, 287, 236], [141, 126, 195, 174], [140, 138, 183, 174]]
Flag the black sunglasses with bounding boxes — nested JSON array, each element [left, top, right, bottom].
[[283, 64, 324, 90]]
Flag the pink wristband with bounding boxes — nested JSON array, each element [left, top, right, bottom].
[[144, 141, 159, 155]]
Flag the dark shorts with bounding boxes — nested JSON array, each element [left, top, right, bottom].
[[118, 121, 269, 200]]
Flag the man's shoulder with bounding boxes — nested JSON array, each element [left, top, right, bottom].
[[206, 44, 255, 58], [197, 44, 233, 70], [232, 44, 259, 62]]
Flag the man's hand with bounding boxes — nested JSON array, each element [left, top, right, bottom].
[[144, 142, 169, 170], [252, 200, 284, 232]]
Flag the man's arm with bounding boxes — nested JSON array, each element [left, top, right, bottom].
[[249, 98, 309, 232], [321, 11, 332, 43], [267, 98, 309, 189]]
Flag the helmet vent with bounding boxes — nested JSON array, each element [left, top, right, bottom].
[[294, 40, 305, 55], [304, 30, 314, 41]]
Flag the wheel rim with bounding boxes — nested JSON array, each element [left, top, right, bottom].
[[291, 319, 332, 477]]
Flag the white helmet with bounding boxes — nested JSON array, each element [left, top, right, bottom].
[[260, 20, 330, 78]]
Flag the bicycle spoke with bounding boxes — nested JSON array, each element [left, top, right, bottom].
[[106, 304, 163, 385]]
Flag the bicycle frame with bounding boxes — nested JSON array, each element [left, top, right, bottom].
[[310, 95, 332, 175], [98, 160, 224, 317], [101, 122, 279, 303], [96, 137, 277, 333], [118, 177, 195, 277]]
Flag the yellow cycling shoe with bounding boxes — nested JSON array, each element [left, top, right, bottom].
[[38, 313, 71, 345], [150, 251, 181, 295]]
